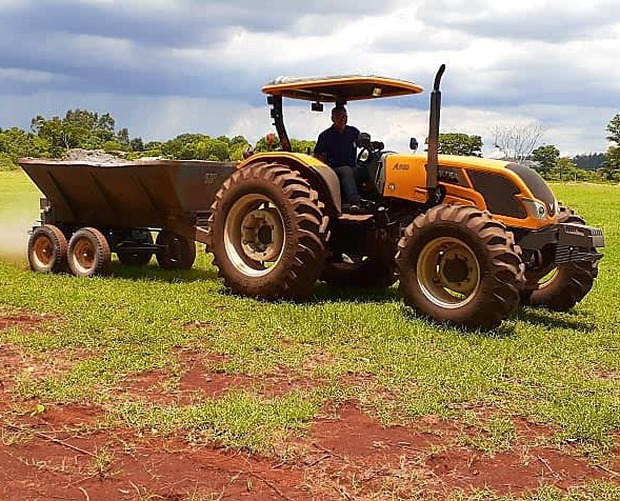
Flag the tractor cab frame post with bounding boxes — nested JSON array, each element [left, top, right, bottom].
[[267, 94, 292, 152], [426, 63, 446, 194]]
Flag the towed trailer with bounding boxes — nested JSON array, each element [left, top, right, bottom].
[[19, 158, 236, 276]]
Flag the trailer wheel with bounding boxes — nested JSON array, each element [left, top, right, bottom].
[[155, 230, 196, 270], [28, 224, 68, 273], [67, 227, 111, 277], [321, 256, 397, 289], [396, 204, 524, 330], [208, 162, 328, 299], [521, 206, 599, 311], [117, 230, 154, 266]]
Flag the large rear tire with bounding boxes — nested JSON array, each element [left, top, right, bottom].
[[208, 162, 328, 300], [27, 224, 68, 273], [155, 230, 196, 270], [521, 205, 599, 311], [67, 227, 111, 277], [396, 204, 524, 330]]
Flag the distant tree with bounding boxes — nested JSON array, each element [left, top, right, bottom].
[[195, 137, 229, 161], [161, 134, 231, 160], [571, 153, 605, 170], [161, 133, 206, 159], [434, 133, 483, 156], [606, 113, 620, 144], [253, 135, 316, 154], [63, 109, 115, 147], [0, 127, 50, 168], [229, 135, 249, 147], [116, 127, 131, 149], [601, 146, 620, 182], [31, 109, 120, 157], [30, 116, 68, 156], [493, 123, 544, 162], [144, 140, 163, 151], [602, 114, 620, 182], [228, 135, 251, 160], [290, 138, 316, 154], [254, 133, 281, 152], [550, 157, 575, 181], [531, 144, 560, 175], [130, 137, 145, 152]]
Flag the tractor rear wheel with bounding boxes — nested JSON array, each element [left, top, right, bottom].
[[396, 204, 524, 330], [321, 256, 397, 289], [208, 162, 328, 300], [28, 224, 68, 273], [521, 205, 599, 311], [67, 227, 111, 277]]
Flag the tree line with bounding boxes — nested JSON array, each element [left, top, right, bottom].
[[1, 109, 619, 182]]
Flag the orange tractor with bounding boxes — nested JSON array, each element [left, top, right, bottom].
[[205, 65, 604, 329]]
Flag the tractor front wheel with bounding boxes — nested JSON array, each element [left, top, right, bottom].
[[396, 204, 524, 330], [521, 205, 599, 311]]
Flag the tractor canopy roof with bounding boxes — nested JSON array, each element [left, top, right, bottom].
[[261, 75, 423, 103]]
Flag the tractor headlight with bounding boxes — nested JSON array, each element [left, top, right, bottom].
[[522, 198, 547, 220]]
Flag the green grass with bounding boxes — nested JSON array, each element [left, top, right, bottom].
[[1, 171, 620, 463]]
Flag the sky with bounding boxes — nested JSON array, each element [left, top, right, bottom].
[[1, 0, 619, 157]]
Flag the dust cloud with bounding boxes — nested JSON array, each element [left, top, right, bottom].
[[0, 220, 33, 264]]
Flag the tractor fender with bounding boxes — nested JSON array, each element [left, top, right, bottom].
[[236, 152, 342, 214]]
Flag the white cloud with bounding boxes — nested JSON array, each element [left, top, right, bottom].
[[0, 0, 618, 157]]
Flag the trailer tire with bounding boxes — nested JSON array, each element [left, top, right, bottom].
[[521, 206, 598, 311], [321, 256, 397, 289], [117, 230, 154, 266], [155, 230, 196, 270], [28, 224, 68, 273], [208, 162, 328, 300], [67, 227, 111, 277], [396, 204, 524, 330]]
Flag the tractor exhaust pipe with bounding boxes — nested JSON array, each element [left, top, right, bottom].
[[426, 64, 446, 191]]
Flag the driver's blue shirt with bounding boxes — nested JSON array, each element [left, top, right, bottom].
[[314, 125, 360, 167]]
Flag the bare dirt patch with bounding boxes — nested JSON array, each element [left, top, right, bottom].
[[1, 425, 307, 500], [1, 400, 619, 499], [296, 402, 620, 499], [179, 361, 324, 398], [0, 311, 54, 331], [116, 351, 328, 406]]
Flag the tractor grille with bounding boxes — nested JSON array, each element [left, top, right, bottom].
[[555, 245, 603, 264]]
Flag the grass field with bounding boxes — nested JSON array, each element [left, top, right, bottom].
[[1, 170, 620, 499]]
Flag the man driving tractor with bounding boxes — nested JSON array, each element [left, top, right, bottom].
[[314, 105, 370, 212]]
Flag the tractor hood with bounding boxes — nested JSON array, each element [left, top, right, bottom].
[[383, 153, 558, 227], [437, 155, 557, 221]]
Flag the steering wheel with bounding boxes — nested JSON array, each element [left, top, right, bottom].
[[357, 140, 383, 167]]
